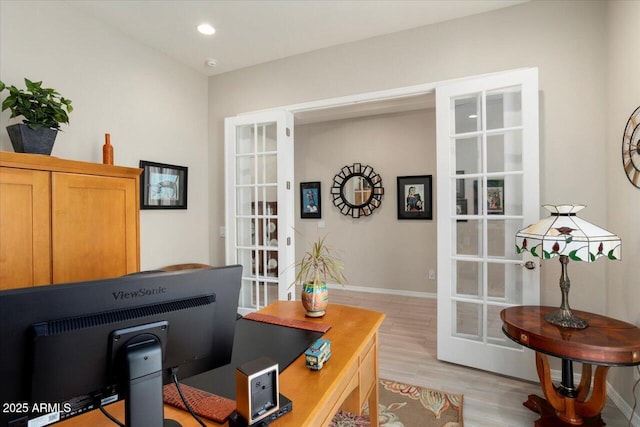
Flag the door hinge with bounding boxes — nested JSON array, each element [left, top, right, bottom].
[[287, 237, 291, 246], [286, 127, 291, 137], [286, 181, 291, 190]]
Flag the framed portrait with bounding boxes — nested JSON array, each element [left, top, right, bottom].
[[487, 179, 504, 214], [397, 175, 432, 220], [472, 179, 505, 215], [300, 181, 321, 219], [139, 160, 188, 209]]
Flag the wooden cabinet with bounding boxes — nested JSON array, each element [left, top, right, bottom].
[[0, 151, 141, 290]]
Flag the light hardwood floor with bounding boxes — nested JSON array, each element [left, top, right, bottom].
[[328, 288, 631, 427]]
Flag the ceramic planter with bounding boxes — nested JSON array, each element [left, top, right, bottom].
[[7, 123, 58, 155], [301, 283, 329, 317]]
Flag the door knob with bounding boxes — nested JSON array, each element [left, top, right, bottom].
[[523, 261, 536, 270]]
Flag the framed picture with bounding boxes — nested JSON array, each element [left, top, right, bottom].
[[139, 160, 188, 209], [487, 179, 504, 214], [456, 199, 468, 222], [300, 181, 321, 219], [397, 175, 432, 220]]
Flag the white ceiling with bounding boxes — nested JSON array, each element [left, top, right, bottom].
[[68, 0, 528, 77]]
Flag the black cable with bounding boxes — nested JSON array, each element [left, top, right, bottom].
[[629, 366, 640, 427], [172, 368, 206, 427], [99, 404, 126, 427]]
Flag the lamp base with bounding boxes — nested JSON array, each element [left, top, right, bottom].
[[545, 308, 588, 329]]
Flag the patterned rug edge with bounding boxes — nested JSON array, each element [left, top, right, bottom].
[[330, 378, 463, 427]]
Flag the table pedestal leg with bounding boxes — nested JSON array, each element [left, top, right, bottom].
[[523, 353, 607, 427]]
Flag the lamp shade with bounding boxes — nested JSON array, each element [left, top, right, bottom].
[[515, 204, 621, 262]]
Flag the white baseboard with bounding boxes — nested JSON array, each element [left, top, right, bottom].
[[326, 283, 436, 299]]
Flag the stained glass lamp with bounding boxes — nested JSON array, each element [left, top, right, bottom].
[[515, 204, 621, 329]]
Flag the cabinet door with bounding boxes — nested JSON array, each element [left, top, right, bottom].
[[52, 173, 139, 283], [0, 168, 52, 289]]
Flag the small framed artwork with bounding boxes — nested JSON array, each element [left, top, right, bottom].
[[140, 160, 188, 209], [487, 179, 504, 214], [300, 181, 321, 219], [397, 175, 433, 220]]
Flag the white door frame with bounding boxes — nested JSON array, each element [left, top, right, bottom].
[[246, 69, 532, 116]]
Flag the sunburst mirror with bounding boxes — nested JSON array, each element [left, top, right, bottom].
[[330, 163, 384, 218]]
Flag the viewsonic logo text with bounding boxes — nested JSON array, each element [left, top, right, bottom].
[[112, 286, 167, 300]]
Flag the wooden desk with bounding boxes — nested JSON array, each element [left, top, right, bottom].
[[60, 301, 384, 427], [501, 305, 640, 426]]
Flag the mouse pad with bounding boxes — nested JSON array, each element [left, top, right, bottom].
[[182, 317, 324, 399]]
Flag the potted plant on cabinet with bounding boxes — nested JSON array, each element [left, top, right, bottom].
[[0, 78, 73, 155], [294, 234, 346, 317]]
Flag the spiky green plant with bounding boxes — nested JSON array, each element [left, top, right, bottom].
[[294, 234, 346, 287]]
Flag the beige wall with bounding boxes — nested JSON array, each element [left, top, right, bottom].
[[0, 1, 211, 270], [605, 0, 640, 412], [295, 109, 437, 294]]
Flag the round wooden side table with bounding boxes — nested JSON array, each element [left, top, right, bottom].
[[501, 305, 640, 426]]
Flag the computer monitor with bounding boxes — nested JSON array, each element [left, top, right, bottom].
[[0, 265, 242, 427]]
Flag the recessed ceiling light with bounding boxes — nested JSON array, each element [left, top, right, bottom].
[[468, 114, 478, 119], [197, 23, 216, 35]]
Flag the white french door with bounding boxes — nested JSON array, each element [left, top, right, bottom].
[[436, 68, 540, 380], [225, 111, 295, 315]]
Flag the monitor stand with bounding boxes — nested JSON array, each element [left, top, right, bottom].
[[118, 324, 182, 427]]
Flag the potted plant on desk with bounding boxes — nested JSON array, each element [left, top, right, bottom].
[[294, 234, 346, 317], [0, 78, 73, 155]]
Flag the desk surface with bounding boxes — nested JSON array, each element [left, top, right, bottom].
[[59, 301, 385, 427], [501, 305, 640, 366]]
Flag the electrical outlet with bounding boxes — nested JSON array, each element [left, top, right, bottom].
[[428, 269, 436, 280], [219, 226, 226, 238]]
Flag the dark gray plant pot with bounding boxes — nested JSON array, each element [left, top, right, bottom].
[[6, 123, 58, 155]]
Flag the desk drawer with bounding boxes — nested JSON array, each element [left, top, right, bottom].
[[359, 336, 376, 406]]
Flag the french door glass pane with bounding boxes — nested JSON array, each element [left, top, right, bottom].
[[455, 260, 482, 297], [487, 262, 523, 304], [454, 301, 482, 340], [236, 187, 254, 216], [454, 95, 481, 134], [455, 136, 481, 174], [487, 304, 520, 349], [487, 219, 524, 258], [257, 154, 277, 184], [263, 124, 277, 152], [486, 86, 522, 130], [456, 219, 482, 256], [236, 156, 254, 185], [236, 125, 255, 154], [487, 131, 523, 173], [236, 218, 254, 246], [486, 175, 522, 216]]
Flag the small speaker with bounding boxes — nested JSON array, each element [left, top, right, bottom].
[[235, 357, 279, 425]]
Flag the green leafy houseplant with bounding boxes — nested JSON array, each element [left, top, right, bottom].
[[0, 78, 73, 130], [0, 78, 73, 155], [294, 234, 346, 317]]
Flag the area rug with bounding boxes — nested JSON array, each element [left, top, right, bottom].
[[330, 379, 463, 427]]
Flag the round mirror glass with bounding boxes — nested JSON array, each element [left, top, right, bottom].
[[342, 175, 372, 207]]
